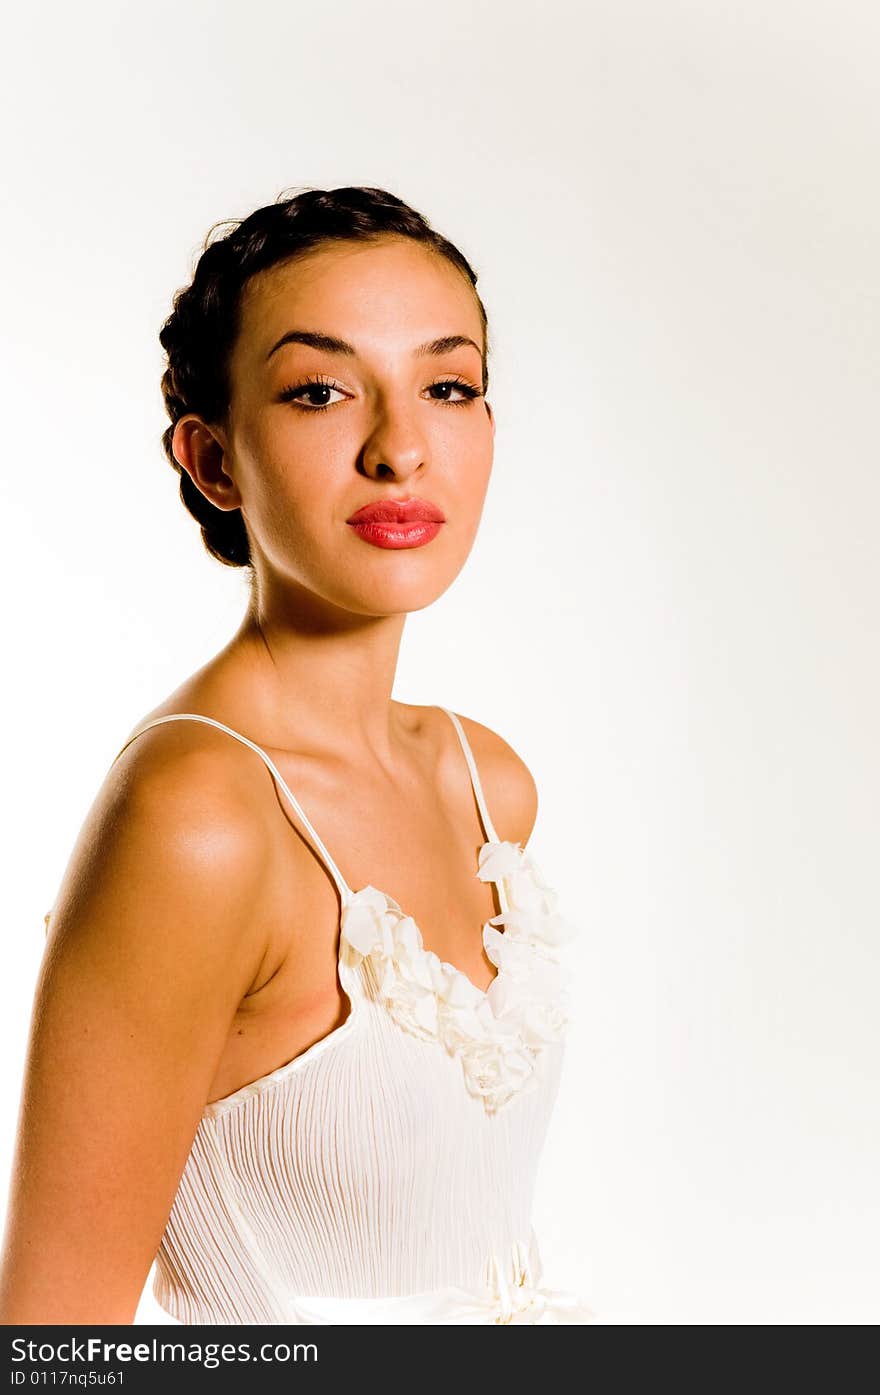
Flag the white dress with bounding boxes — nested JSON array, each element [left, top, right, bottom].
[[110, 706, 596, 1325]]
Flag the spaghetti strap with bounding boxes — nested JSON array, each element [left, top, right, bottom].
[[111, 713, 354, 907], [437, 707, 502, 845]]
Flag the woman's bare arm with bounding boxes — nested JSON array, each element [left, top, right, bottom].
[[0, 745, 271, 1324]]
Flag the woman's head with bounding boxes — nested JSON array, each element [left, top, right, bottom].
[[160, 186, 495, 618]]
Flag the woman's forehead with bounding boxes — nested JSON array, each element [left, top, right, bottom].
[[235, 240, 482, 364]]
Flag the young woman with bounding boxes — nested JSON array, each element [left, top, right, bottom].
[[0, 186, 595, 1325]]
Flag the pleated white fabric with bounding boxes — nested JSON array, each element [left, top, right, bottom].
[[111, 707, 596, 1325]]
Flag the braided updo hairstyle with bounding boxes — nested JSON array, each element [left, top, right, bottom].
[[159, 186, 491, 571]]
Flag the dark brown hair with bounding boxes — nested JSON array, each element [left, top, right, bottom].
[[159, 185, 490, 569]]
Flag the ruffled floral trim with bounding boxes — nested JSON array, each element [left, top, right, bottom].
[[339, 841, 577, 1113]]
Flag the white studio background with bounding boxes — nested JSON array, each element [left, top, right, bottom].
[[1, 0, 877, 1326]]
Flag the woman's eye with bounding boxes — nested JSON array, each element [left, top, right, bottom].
[[278, 375, 482, 413], [278, 379, 347, 412], [427, 378, 482, 405]]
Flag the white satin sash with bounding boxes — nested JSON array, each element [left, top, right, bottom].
[[284, 1239, 598, 1325]]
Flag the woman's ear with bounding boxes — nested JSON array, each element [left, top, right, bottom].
[[171, 416, 242, 512]]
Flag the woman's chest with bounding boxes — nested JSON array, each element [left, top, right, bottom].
[[207, 803, 507, 1108]]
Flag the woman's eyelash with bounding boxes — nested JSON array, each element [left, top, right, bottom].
[[427, 376, 483, 406], [277, 374, 342, 413], [277, 374, 483, 413]]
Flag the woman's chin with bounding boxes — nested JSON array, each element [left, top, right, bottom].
[[333, 570, 462, 618]]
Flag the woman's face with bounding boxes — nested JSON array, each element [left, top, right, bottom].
[[185, 235, 495, 617]]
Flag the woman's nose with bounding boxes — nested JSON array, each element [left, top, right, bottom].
[[360, 403, 428, 481]]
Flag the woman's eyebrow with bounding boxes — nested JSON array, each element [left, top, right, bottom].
[[266, 329, 481, 362]]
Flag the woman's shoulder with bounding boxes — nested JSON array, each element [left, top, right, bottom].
[[107, 674, 280, 820], [103, 707, 272, 848], [427, 704, 540, 847], [41, 705, 277, 1017], [62, 685, 283, 933]]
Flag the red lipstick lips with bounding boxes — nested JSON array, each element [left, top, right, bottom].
[[346, 497, 446, 550]]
